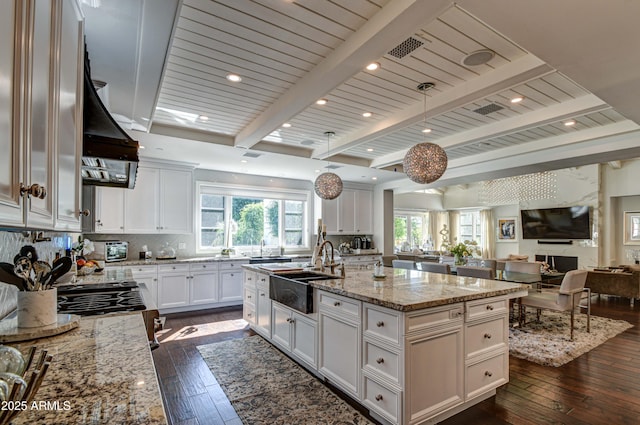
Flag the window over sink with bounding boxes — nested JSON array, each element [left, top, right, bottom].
[[196, 182, 311, 254]]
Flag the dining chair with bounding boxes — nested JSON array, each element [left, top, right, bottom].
[[381, 255, 398, 267], [518, 270, 590, 340], [504, 261, 541, 275], [456, 266, 494, 279], [392, 259, 415, 270], [417, 262, 451, 274]]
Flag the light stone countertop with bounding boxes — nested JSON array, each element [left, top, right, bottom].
[[10, 313, 167, 424], [245, 264, 528, 311]]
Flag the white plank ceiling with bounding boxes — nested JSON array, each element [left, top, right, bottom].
[[83, 0, 640, 189]]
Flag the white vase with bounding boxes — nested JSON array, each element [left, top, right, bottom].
[[17, 288, 57, 328]]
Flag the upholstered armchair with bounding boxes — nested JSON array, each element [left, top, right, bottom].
[[381, 255, 398, 267], [518, 270, 590, 340], [417, 262, 451, 274]]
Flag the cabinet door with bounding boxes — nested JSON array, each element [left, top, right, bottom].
[[54, 0, 83, 231], [271, 303, 292, 351], [190, 271, 218, 305], [135, 275, 158, 308], [159, 169, 192, 233], [124, 167, 159, 233], [405, 326, 464, 423], [338, 189, 356, 234], [354, 190, 373, 234], [320, 197, 339, 234], [157, 273, 189, 309], [318, 312, 361, 398], [292, 312, 317, 369], [94, 186, 124, 233], [0, 0, 25, 227], [25, 0, 56, 229], [256, 284, 271, 337], [219, 270, 243, 302]]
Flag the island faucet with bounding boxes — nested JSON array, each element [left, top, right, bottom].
[[318, 240, 339, 275]]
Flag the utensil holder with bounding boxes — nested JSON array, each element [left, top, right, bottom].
[[17, 288, 57, 328]]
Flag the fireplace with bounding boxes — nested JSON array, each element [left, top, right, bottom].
[[535, 255, 578, 272]]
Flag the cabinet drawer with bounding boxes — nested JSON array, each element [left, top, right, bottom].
[[158, 263, 189, 274], [466, 351, 507, 400], [130, 265, 157, 275], [255, 272, 269, 285], [364, 305, 401, 345], [219, 260, 249, 271], [465, 316, 507, 359], [243, 287, 255, 306], [190, 262, 218, 271], [362, 374, 401, 424], [406, 303, 463, 334], [363, 340, 401, 385], [243, 303, 256, 325], [244, 271, 257, 287], [466, 297, 508, 321], [318, 291, 360, 320]]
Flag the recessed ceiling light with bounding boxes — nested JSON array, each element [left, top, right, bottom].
[[199, 115, 209, 121], [139, 145, 145, 150], [240, 159, 248, 163], [510, 96, 524, 103], [366, 148, 374, 152], [314, 169, 320, 173], [366, 62, 380, 71], [316, 98, 328, 105], [461, 49, 495, 66], [226, 73, 242, 82], [362, 112, 372, 118], [564, 120, 576, 126], [422, 128, 432, 133], [282, 122, 292, 128], [371, 177, 378, 180]]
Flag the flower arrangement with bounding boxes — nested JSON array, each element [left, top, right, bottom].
[[447, 240, 480, 257]]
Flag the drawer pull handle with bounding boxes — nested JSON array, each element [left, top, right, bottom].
[[376, 357, 384, 364], [376, 321, 384, 327], [334, 301, 341, 307], [260, 293, 265, 297], [484, 333, 492, 339], [247, 313, 252, 317], [247, 295, 252, 299], [485, 371, 493, 377], [375, 394, 383, 401], [486, 305, 494, 311]]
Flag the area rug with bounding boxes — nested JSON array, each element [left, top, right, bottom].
[[509, 311, 633, 367], [197, 336, 373, 425]]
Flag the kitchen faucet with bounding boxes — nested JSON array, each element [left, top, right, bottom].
[[318, 240, 339, 275]]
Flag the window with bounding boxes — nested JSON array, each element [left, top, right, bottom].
[[196, 183, 310, 253], [458, 210, 482, 245], [394, 212, 430, 251]]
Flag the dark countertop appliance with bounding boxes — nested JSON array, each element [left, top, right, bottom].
[[269, 272, 335, 314]]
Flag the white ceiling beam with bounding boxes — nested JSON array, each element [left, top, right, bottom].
[[233, 0, 453, 149], [315, 54, 553, 159], [371, 94, 611, 168]]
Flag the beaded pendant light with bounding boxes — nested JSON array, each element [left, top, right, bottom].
[[403, 82, 448, 184], [314, 131, 343, 200]]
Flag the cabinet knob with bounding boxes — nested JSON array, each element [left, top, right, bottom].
[[334, 301, 341, 307], [376, 357, 384, 364], [20, 183, 47, 199], [376, 321, 384, 327], [78, 209, 90, 217], [260, 293, 265, 297], [375, 394, 383, 401], [484, 371, 493, 377], [247, 313, 252, 317], [119, 226, 124, 230], [484, 333, 492, 339], [230, 273, 234, 277], [486, 305, 494, 311], [247, 295, 252, 299], [172, 266, 176, 270]]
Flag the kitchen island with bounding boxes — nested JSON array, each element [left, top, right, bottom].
[[242, 264, 528, 425], [9, 312, 167, 424]]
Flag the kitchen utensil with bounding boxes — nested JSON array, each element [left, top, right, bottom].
[[0, 263, 25, 291], [31, 261, 51, 290], [48, 256, 72, 286], [13, 245, 38, 264], [13, 257, 33, 291]]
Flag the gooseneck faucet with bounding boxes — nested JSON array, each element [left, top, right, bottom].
[[318, 240, 337, 274]]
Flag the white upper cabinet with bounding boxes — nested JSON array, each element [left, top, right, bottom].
[[124, 167, 160, 233], [316, 187, 373, 235], [93, 186, 125, 233], [159, 168, 193, 234], [0, 0, 83, 230]]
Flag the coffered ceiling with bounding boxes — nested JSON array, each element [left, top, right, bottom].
[[82, 0, 640, 191]]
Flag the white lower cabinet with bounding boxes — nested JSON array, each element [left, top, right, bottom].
[[243, 271, 257, 325], [190, 263, 218, 305], [157, 264, 190, 309], [219, 261, 246, 303], [318, 291, 361, 399], [130, 265, 158, 307], [271, 301, 317, 370], [255, 274, 271, 338]]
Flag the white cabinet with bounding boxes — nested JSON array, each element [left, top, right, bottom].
[[124, 167, 159, 233], [130, 265, 158, 307], [316, 188, 373, 235], [272, 301, 317, 370], [92, 186, 125, 233], [0, 0, 83, 230], [255, 272, 271, 338], [318, 291, 361, 399], [243, 271, 257, 325], [159, 169, 193, 233], [189, 262, 218, 305], [157, 264, 190, 309], [218, 261, 246, 303]]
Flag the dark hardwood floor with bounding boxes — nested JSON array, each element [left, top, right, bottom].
[[152, 296, 640, 425]]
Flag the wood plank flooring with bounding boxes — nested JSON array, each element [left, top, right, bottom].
[[152, 296, 640, 425]]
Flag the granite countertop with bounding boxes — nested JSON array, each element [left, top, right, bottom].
[[55, 268, 134, 286], [244, 264, 528, 311], [111, 256, 251, 266], [10, 313, 167, 424]]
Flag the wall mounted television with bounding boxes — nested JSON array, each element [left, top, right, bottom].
[[520, 206, 591, 240]]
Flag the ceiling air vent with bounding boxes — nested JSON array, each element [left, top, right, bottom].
[[326, 164, 342, 170], [473, 103, 504, 115], [387, 36, 424, 59], [242, 152, 262, 158]]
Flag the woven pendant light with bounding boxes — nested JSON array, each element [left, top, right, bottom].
[[314, 131, 343, 200], [403, 82, 447, 184]]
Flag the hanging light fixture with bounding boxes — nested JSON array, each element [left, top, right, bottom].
[[314, 131, 343, 200], [403, 82, 448, 184]]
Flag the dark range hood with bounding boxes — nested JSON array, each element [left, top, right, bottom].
[[82, 49, 139, 189]]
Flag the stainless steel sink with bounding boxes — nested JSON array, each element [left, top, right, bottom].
[[269, 272, 334, 314]]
